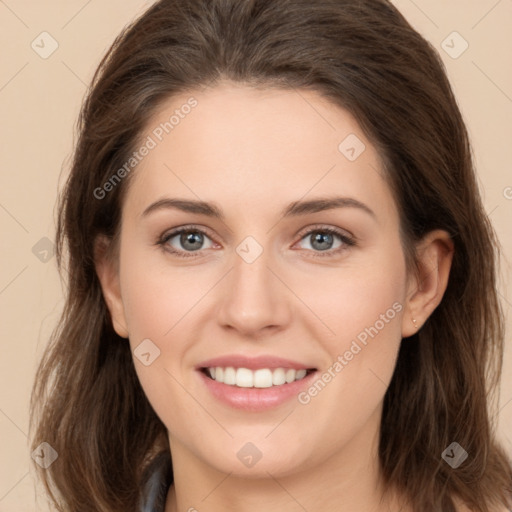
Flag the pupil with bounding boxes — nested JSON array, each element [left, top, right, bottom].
[[312, 232, 332, 251], [182, 232, 202, 251]]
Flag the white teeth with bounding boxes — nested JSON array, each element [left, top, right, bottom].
[[285, 369, 296, 383], [253, 369, 272, 388], [295, 369, 307, 380], [236, 368, 253, 388], [223, 366, 236, 385], [272, 368, 286, 386], [207, 366, 312, 388]]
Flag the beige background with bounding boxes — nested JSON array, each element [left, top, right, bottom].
[[0, 1, 511, 510]]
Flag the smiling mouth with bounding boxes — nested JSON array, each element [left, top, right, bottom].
[[200, 367, 317, 388]]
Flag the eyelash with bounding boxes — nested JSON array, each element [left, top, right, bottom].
[[156, 224, 356, 259]]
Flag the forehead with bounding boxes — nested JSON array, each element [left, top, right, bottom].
[[123, 81, 397, 224]]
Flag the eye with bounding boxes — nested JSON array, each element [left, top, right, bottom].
[[157, 224, 355, 259], [295, 226, 355, 257], [157, 225, 216, 258]]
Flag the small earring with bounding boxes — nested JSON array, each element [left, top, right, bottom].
[[412, 318, 418, 329]]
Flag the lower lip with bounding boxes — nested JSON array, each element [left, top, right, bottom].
[[197, 370, 317, 411]]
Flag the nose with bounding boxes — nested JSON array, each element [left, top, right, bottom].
[[216, 243, 292, 338]]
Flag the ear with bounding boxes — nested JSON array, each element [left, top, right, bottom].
[[401, 229, 454, 338], [94, 235, 129, 338]]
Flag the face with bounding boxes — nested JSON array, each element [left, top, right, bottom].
[[101, 81, 416, 478]]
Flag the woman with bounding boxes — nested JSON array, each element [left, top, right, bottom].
[[30, 0, 512, 511]]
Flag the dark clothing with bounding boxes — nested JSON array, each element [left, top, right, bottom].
[[139, 451, 173, 512]]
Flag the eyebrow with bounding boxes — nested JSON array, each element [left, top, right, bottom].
[[141, 196, 376, 220]]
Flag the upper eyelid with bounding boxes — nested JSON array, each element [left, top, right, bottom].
[[296, 224, 355, 241], [161, 224, 216, 240]]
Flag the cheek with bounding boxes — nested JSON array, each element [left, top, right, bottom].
[[117, 245, 208, 426], [298, 246, 407, 352], [287, 262, 405, 464], [119, 245, 206, 343], [298, 244, 407, 408]]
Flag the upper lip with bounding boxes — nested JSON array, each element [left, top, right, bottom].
[[196, 355, 317, 371]]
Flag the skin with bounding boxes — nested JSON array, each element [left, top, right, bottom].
[[95, 81, 455, 512]]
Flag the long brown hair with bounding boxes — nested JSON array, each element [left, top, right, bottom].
[[30, 0, 512, 510]]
